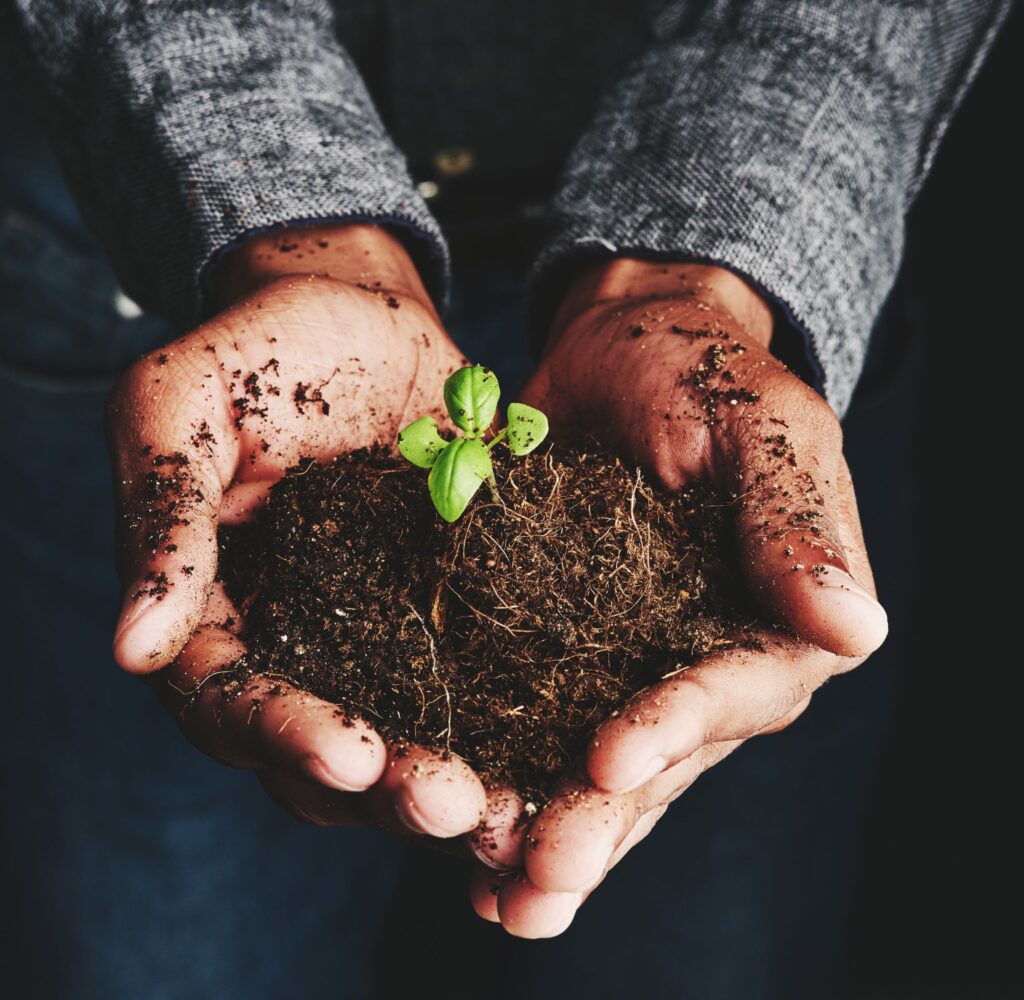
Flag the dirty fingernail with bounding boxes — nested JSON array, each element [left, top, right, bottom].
[[819, 567, 879, 604], [301, 753, 365, 793], [394, 796, 461, 839], [115, 588, 159, 642]]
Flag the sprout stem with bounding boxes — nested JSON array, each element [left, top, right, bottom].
[[486, 429, 508, 451]]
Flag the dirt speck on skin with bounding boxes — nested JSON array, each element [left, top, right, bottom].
[[293, 371, 339, 416], [678, 341, 761, 423], [218, 447, 766, 801]]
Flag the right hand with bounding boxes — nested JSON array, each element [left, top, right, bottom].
[[105, 224, 519, 845], [468, 259, 889, 935]]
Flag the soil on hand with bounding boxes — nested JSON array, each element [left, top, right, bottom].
[[219, 447, 763, 801]]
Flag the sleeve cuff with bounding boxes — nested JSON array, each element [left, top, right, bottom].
[[529, 33, 908, 417], [41, 6, 449, 329]]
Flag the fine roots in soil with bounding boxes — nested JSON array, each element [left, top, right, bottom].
[[218, 447, 762, 800]]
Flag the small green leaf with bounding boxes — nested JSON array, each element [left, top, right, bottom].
[[443, 365, 500, 437], [398, 416, 447, 468], [428, 437, 493, 522], [506, 402, 549, 456]]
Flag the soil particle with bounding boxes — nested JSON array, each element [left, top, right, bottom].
[[231, 370, 272, 429], [190, 420, 217, 451], [132, 570, 170, 601], [128, 453, 202, 555], [678, 343, 762, 424], [293, 371, 339, 416]]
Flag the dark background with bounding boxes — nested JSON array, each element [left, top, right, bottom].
[[843, 6, 1018, 997]]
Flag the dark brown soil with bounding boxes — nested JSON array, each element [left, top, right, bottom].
[[218, 447, 764, 801]]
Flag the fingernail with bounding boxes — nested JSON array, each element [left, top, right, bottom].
[[506, 890, 583, 939], [819, 567, 880, 605], [813, 567, 889, 653], [112, 590, 163, 670], [301, 753, 364, 793], [468, 836, 494, 866], [394, 796, 461, 839], [819, 567, 888, 624], [114, 589, 159, 644], [468, 834, 513, 870], [615, 754, 668, 794]]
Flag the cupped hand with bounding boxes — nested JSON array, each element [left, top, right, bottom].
[[106, 224, 493, 840], [471, 259, 888, 936]]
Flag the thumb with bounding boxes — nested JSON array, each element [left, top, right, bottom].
[[106, 347, 237, 673], [728, 397, 887, 658]]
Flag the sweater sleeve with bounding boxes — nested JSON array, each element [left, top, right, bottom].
[[532, 1, 1010, 415], [6, 0, 447, 329]]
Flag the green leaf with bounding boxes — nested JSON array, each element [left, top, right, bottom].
[[506, 402, 549, 456], [443, 365, 500, 437], [428, 437, 493, 522], [398, 416, 447, 468]]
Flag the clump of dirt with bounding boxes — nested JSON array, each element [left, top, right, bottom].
[[219, 447, 764, 800]]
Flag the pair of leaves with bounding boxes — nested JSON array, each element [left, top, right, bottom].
[[399, 417, 493, 521], [399, 366, 503, 467], [399, 419, 493, 522], [400, 400, 548, 468], [398, 365, 549, 522]]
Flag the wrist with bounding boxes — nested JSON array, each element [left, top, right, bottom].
[[210, 223, 436, 315], [551, 258, 773, 350]]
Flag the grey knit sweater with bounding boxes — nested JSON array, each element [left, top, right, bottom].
[[6, 1, 1010, 414]]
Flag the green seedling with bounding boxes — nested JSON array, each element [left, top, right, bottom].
[[398, 365, 549, 522]]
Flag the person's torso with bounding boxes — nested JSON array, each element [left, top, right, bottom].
[[334, 0, 686, 188]]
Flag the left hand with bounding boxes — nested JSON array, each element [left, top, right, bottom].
[[469, 259, 889, 937], [105, 223, 511, 847]]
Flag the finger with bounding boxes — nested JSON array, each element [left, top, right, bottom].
[[166, 587, 486, 832], [727, 392, 887, 657], [576, 802, 670, 906], [604, 803, 667, 870], [467, 785, 529, 869], [587, 635, 846, 792], [469, 863, 506, 923], [107, 348, 239, 673], [491, 802, 667, 933], [261, 760, 503, 845], [529, 743, 740, 894], [496, 873, 584, 939], [756, 694, 812, 736], [145, 582, 246, 716], [163, 613, 387, 792], [189, 673, 387, 791], [258, 769, 365, 827], [492, 799, 673, 936], [492, 804, 671, 937], [367, 744, 488, 840], [221, 479, 275, 525], [493, 800, 675, 937], [495, 747, 739, 936]]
